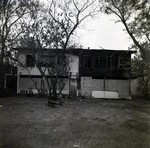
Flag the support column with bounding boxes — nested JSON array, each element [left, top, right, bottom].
[[17, 75, 20, 93]]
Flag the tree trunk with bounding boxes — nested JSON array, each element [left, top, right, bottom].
[[0, 43, 5, 97]]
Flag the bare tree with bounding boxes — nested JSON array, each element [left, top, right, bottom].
[[17, 3, 70, 99], [102, 0, 150, 55], [0, 0, 37, 97], [47, 0, 99, 50], [16, 0, 99, 103], [102, 0, 150, 99]]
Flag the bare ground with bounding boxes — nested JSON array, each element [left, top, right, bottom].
[[0, 96, 150, 148]]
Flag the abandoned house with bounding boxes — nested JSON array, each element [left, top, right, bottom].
[[14, 48, 136, 99]]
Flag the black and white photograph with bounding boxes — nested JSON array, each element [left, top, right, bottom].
[[0, 0, 150, 147]]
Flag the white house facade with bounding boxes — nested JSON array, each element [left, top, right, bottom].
[[15, 48, 136, 99]]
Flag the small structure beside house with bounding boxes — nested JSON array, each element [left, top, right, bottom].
[[15, 48, 136, 99]]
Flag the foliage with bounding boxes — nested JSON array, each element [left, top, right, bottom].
[[102, 0, 150, 99], [0, 0, 35, 97], [102, 0, 150, 53], [131, 53, 150, 99], [16, 0, 99, 99]]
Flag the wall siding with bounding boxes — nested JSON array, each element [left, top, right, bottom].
[[19, 77, 69, 94], [105, 79, 129, 98], [92, 79, 104, 90], [17, 52, 79, 95], [81, 76, 129, 98], [81, 77, 92, 97]]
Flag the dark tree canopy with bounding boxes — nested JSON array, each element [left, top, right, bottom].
[[0, 0, 36, 96], [102, 0, 150, 99]]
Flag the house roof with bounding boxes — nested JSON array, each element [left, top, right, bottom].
[[13, 47, 136, 55]]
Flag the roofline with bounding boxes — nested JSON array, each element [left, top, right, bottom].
[[12, 47, 136, 53]]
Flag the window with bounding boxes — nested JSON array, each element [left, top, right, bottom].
[[84, 56, 92, 68], [113, 57, 119, 68], [38, 60, 51, 67], [26, 55, 35, 67], [119, 57, 130, 68], [100, 57, 106, 68], [57, 55, 66, 65], [94, 56, 100, 68], [119, 58, 123, 68], [107, 57, 111, 68], [38, 55, 54, 67]]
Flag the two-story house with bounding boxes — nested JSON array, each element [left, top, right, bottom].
[[14, 48, 135, 99]]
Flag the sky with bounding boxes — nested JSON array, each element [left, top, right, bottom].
[[41, 0, 132, 51], [77, 14, 132, 50]]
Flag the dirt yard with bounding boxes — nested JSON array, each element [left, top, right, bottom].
[[0, 96, 150, 148]]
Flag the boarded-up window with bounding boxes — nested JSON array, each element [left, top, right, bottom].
[[26, 55, 35, 67]]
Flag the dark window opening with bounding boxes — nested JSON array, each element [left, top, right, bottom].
[[119, 58, 123, 68], [27, 55, 35, 67], [38, 60, 54, 67], [107, 57, 111, 68], [95, 56, 100, 68], [122, 57, 131, 68], [120, 58, 123, 64], [100, 57, 106, 68], [113, 57, 119, 68], [84, 56, 92, 68], [38, 55, 55, 67], [57, 55, 66, 65]]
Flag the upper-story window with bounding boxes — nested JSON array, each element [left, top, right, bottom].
[[94, 56, 111, 68], [94, 56, 119, 69], [38, 54, 66, 67], [38, 55, 52, 67], [100, 57, 106, 68], [82, 54, 121, 69], [107, 57, 111, 68], [94, 56, 100, 68], [57, 55, 66, 65], [119, 57, 130, 68], [113, 57, 119, 68], [26, 55, 35, 67], [84, 55, 92, 68]]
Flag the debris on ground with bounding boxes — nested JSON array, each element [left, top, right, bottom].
[[73, 144, 81, 147]]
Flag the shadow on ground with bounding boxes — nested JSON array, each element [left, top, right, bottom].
[[0, 96, 150, 148]]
